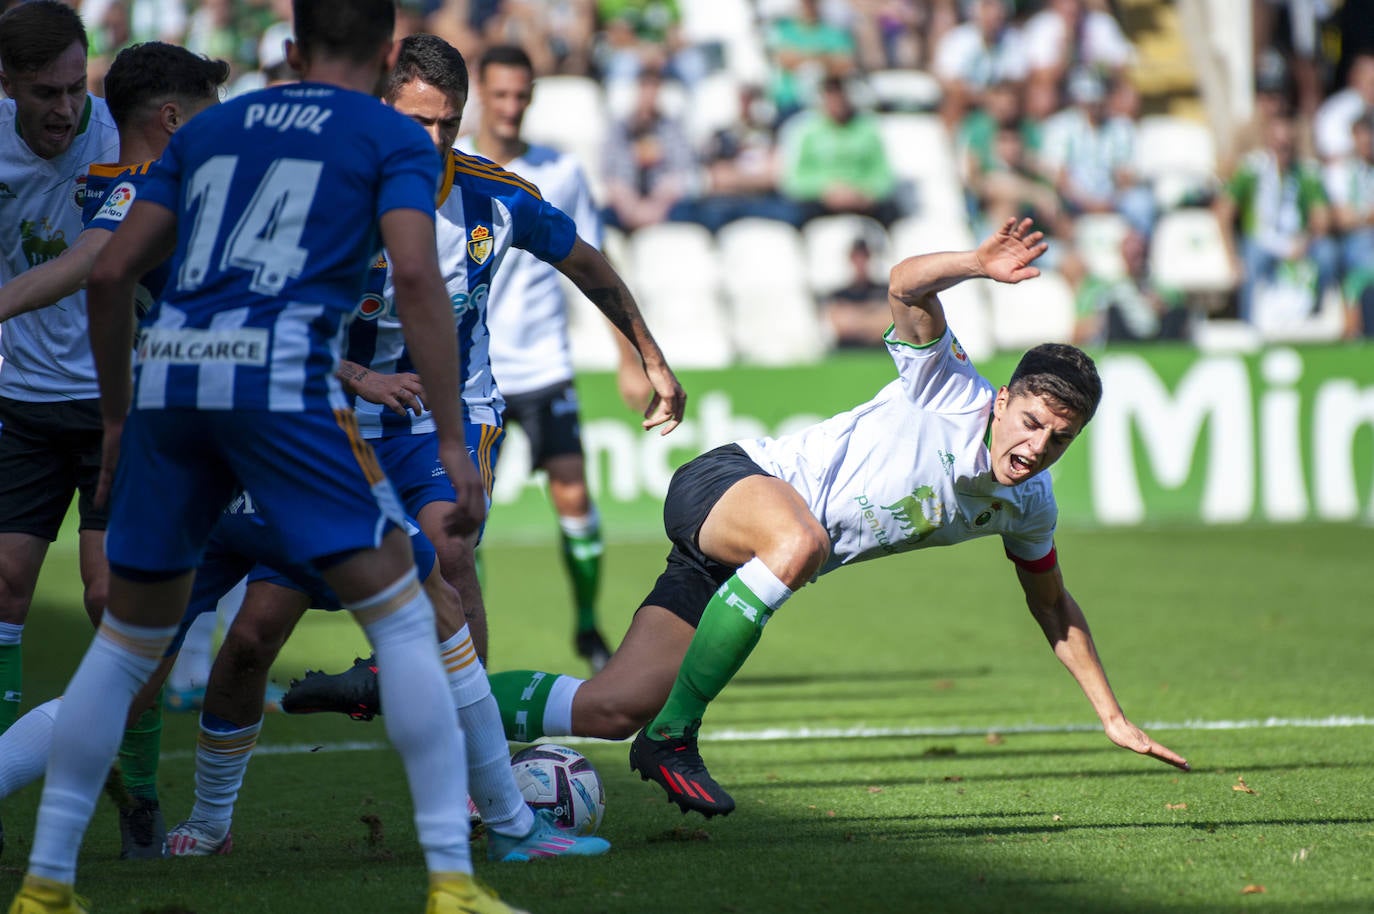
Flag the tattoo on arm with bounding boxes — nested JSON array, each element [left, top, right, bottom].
[[583, 285, 640, 345], [335, 362, 370, 385]]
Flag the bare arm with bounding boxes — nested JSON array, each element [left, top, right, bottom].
[[1016, 562, 1190, 771], [554, 236, 686, 435], [335, 358, 427, 417], [86, 201, 178, 507], [381, 207, 485, 533], [0, 227, 112, 322], [889, 217, 1047, 346]]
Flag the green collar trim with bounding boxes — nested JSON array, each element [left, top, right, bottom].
[[882, 323, 945, 350]]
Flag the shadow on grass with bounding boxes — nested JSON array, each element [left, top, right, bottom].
[[732, 665, 993, 687]]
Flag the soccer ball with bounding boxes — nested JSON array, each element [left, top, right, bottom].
[[509, 743, 605, 836]]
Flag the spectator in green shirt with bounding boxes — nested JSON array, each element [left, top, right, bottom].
[[1215, 111, 1338, 324], [780, 76, 897, 225], [766, 0, 856, 124]]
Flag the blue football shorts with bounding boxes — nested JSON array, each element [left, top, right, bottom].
[[370, 421, 503, 541], [106, 407, 404, 576]]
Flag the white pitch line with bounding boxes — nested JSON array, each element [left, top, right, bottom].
[[160, 715, 1374, 761]]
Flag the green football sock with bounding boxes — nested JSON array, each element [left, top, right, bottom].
[[647, 573, 774, 741], [0, 642, 21, 733], [118, 700, 163, 801], [558, 514, 603, 633], [489, 670, 557, 742]]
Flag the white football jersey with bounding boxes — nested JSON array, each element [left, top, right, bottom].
[[455, 140, 600, 396], [736, 328, 1058, 578], [0, 96, 119, 401]]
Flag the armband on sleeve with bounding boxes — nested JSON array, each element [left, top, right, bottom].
[[1006, 545, 1057, 574]]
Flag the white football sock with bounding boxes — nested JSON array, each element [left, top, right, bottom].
[[28, 615, 175, 883], [439, 626, 533, 838], [186, 716, 261, 839], [167, 611, 216, 693], [543, 674, 584, 737], [0, 697, 60, 799], [354, 571, 470, 875]]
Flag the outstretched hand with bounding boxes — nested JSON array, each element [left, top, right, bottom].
[[1104, 716, 1190, 772], [976, 217, 1048, 284]]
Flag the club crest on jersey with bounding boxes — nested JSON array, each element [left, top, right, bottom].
[[467, 224, 493, 264], [71, 174, 88, 211], [973, 501, 1003, 526]]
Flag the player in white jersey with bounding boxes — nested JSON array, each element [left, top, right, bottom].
[[488, 218, 1190, 820], [0, 0, 119, 739], [458, 44, 650, 673]]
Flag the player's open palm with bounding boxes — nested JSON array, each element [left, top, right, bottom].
[[1104, 715, 1190, 772], [976, 217, 1048, 285]]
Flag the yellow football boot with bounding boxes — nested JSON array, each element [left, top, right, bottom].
[[8, 876, 89, 914], [426, 873, 531, 914]]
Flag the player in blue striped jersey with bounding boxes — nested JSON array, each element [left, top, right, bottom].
[[332, 34, 684, 665], [186, 33, 671, 867], [13, 4, 524, 914]]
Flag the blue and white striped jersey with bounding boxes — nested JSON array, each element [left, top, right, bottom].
[[346, 149, 578, 437], [132, 82, 438, 412]]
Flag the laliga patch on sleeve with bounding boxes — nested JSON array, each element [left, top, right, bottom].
[[97, 182, 137, 223]]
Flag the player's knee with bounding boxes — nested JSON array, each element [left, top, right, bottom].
[[764, 522, 830, 588], [220, 619, 285, 671]]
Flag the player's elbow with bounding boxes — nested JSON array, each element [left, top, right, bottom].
[[86, 252, 131, 299]]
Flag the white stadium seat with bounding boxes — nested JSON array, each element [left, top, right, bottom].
[[628, 222, 718, 296], [1148, 209, 1236, 293], [888, 214, 976, 260], [626, 223, 735, 369], [986, 270, 1076, 351], [523, 76, 609, 202], [801, 214, 889, 296], [1074, 212, 1130, 281], [866, 69, 942, 113], [877, 113, 965, 220], [715, 219, 826, 364], [1134, 115, 1219, 209]]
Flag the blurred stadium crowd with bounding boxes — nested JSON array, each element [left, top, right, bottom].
[[45, 0, 1374, 364]]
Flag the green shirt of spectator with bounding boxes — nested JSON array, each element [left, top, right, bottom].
[[1226, 150, 1328, 238], [781, 79, 894, 207]]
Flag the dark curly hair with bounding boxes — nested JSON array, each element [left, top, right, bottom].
[[1007, 343, 1103, 425], [103, 43, 230, 131]]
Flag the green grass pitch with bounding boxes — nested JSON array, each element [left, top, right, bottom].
[[2, 523, 1371, 913]]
